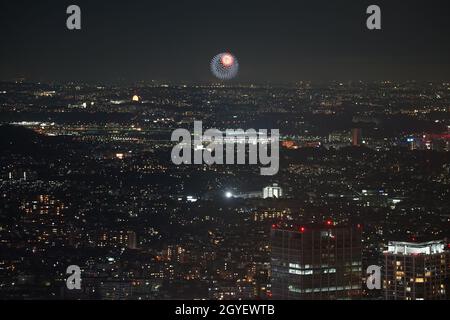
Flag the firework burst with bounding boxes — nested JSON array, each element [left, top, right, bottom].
[[210, 52, 239, 80]]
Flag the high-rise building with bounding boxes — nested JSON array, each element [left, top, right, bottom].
[[383, 240, 450, 300], [351, 128, 362, 146], [328, 131, 351, 143], [407, 138, 417, 151], [270, 223, 363, 299], [431, 138, 447, 152], [263, 184, 283, 199], [127, 231, 137, 250]]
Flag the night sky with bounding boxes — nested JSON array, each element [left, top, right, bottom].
[[1, 0, 450, 83]]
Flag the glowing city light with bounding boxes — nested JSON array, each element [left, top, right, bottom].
[[221, 54, 234, 67]]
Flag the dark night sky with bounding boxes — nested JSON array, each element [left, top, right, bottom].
[[1, 0, 450, 83]]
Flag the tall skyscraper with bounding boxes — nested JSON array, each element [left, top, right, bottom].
[[407, 138, 417, 151], [127, 231, 137, 250], [383, 240, 450, 300], [351, 128, 362, 146], [270, 223, 363, 299]]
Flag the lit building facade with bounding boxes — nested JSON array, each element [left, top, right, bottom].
[[383, 240, 450, 300], [270, 223, 363, 300], [351, 128, 362, 146], [263, 184, 283, 199]]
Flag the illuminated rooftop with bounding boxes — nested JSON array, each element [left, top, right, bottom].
[[386, 240, 446, 255]]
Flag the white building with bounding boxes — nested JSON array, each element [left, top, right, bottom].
[[263, 184, 283, 199]]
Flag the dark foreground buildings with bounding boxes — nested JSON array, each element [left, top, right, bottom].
[[270, 223, 363, 299]]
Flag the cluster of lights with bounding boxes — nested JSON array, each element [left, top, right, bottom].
[[272, 221, 364, 233]]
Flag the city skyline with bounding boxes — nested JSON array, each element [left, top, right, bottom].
[[1, 0, 449, 305]]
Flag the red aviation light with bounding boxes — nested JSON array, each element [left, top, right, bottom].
[[299, 226, 306, 233]]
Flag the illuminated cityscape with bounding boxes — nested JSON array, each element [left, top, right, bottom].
[[0, 81, 449, 300], [1, 0, 450, 306]]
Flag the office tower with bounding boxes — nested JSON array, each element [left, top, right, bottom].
[[127, 231, 137, 250], [270, 223, 363, 299], [431, 138, 446, 152], [407, 138, 417, 151], [328, 131, 351, 143], [263, 184, 283, 199], [383, 240, 450, 300], [351, 128, 362, 146]]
